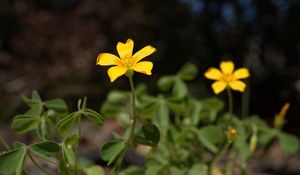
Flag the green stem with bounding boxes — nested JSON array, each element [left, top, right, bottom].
[[109, 75, 137, 175], [28, 151, 52, 175], [128, 75, 137, 146], [226, 88, 233, 114], [209, 141, 230, 175], [0, 134, 10, 150], [74, 117, 82, 175]]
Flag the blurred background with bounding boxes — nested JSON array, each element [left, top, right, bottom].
[[0, 0, 299, 137]]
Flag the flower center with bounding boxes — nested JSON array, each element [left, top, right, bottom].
[[121, 56, 133, 68], [222, 73, 234, 83]]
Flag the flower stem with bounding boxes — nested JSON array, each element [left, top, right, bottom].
[[209, 141, 230, 175], [128, 75, 137, 146], [226, 88, 233, 114], [28, 151, 52, 175], [109, 75, 137, 175]]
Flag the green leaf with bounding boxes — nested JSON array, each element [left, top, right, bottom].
[[36, 117, 48, 140], [258, 132, 276, 146], [24, 103, 43, 116], [64, 134, 80, 145], [0, 147, 27, 175], [156, 100, 170, 130], [107, 90, 129, 103], [29, 141, 60, 158], [197, 126, 225, 153], [136, 120, 160, 146], [62, 143, 76, 167], [166, 101, 185, 115], [145, 165, 165, 175], [157, 76, 174, 92], [186, 100, 202, 126], [44, 99, 68, 113], [172, 79, 188, 99], [11, 115, 40, 134], [201, 98, 224, 111], [57, 112, 79, 136], [100, 140, 126, 165], [188, 163, 208, 175], [169, 166, 184, 175], [278, 132, 300, 155], [233, 119, 252, 159], [119, 166, 144, 175], [177, 62, 198, 80], [85, 165, 105, 175], [243, 115, 267, 127], [101, 102, 127, 116], [140, 101, 157, 119], [31, 90, 42, 101], [82, 108, 104, 125]]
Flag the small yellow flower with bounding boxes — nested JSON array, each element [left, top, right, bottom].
[[96, 39, 156, 82], [204, 60, 250, 94]]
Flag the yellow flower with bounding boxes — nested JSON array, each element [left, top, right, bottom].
[[96, 39, 156, 82], [204, 60, 250, 94]]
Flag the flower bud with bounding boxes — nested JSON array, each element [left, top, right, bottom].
[[273, 103, 290, 129], [227, 128, 237, 142]]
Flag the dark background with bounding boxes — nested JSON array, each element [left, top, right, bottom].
[[0, 0, 299, 136]]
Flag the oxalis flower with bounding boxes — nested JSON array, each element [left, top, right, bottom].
[[96, 39, 156, 82], [204, 60, 250, 94]]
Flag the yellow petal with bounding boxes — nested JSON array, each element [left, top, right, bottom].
[[96, 53, 120, 66], [131, 61, 153, 75], [132, 45, 156, 63], [220, 61, 234, 74], [229, 80, 246, 92], [233, 68, 250, 79], [107, 66, 127, 82], [212, 81, 227, 94], [204, 68, 222, 80], [117, 39, 134, 59]]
